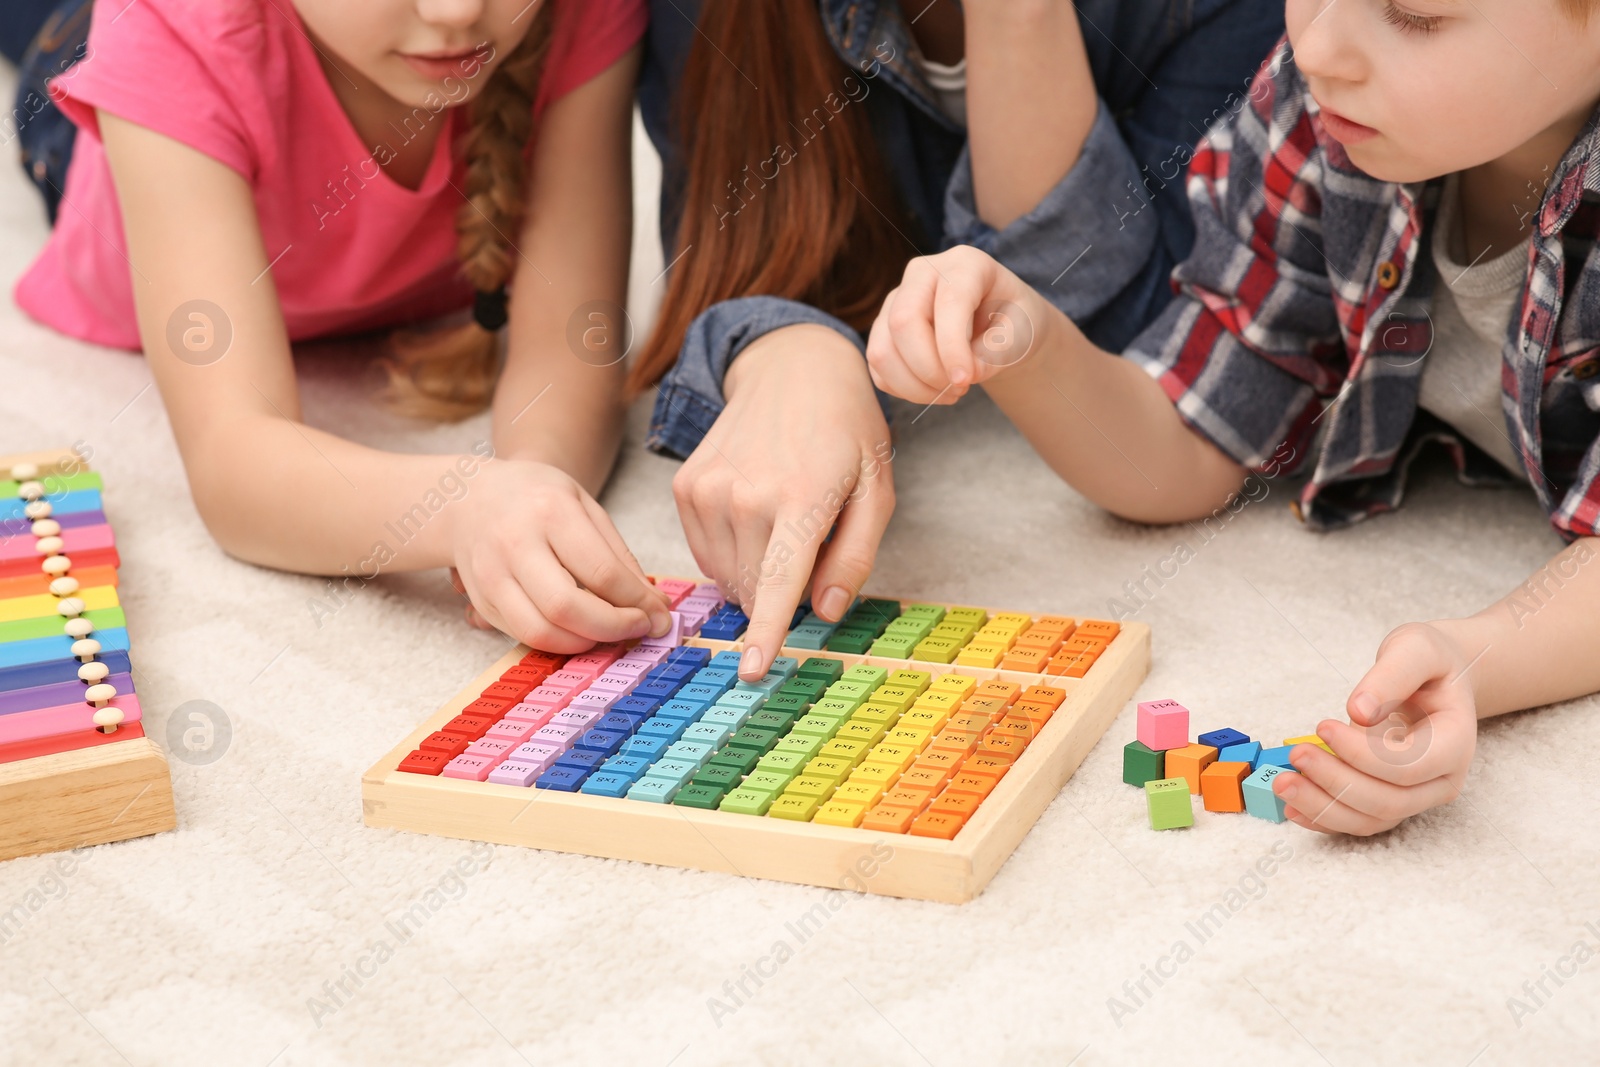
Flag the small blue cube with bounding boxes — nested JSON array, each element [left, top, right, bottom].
[[1243, 765, 1289, 822]]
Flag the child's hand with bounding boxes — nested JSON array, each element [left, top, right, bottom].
[[1275, 623, 1477, 836], [447, 459, 672, 652], [866, 247, 1053, 404]]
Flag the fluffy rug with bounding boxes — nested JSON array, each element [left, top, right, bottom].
[[1, 68, 1595, 1066]]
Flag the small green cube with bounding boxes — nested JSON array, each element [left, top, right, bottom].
[[672, 783, 727, 809], [728, 726, 780, 753], [796, 657, 845, 684], [747, 710, 795, 733], [842, 664, 889, 687], [1123, 740, 1166, 787], [1145, 777, 1195, 830], [719, 787, 775, 816], [691, 764, 744, 791], [709, 748, 762, 775], [781, 677, 829, 702], [825, 629, 876, 655], [756, 750, 807, 776], [765, 692, 811, 717], [744, 769, 794, 795]]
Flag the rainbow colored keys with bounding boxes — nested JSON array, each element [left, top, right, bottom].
[[396, 578, 1118, 840]]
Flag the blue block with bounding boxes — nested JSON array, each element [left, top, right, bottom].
[[667, 646, 712, 669], [1258, 745, 1294, 771], [613, 695, 662, 718], [600, 754, 653, 781], [574, 729, 627, 756], [620, 735, 672, 761], [700, 706, 749, 729], [767, 656, 800, 679], [635, 678, 679, 702], [663, 740, 715, 766], [710, 650, 746, 671], [645, 758, 699, 784], [681, 722, 732, 748], [1220, 741, 1263, 768], [736, 673, 787, 698], [651, 662, 696, 685], [0, 626, 131, 670], [717, 690, 765, 714], [0, 648, 133, 690], [1199, 728, 1250, 751], [579, 771, 635, 798], [1243, 765, 1289, 822], [657, 699, 708, 724], [692, 668, 737, 690], [535, 766, 588, 791], [677, 683, 723, 706], [554, 748, 607, 772], [636, 717, 687, 743], [0, 487, 102, 522], [626, 777, 681, 803], [597, 713, 640, 736]]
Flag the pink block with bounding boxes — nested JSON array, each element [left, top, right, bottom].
[[442, 754, 496, 781], [565, 652, 616, 674], [0, 522, 115, 563], [466, 738, 516, 764], [693, 583, 725, 606], [521, 686, 572, 711], [610, 658, 655, 677], [589, 670, 638, 695], [485, 719, 541, 743], [551, 708, 603, 731], [532, 724, 580, 750], [547, 669, 595, 690], [486, 761, 542, 787], [654, 578, 696, 607], [502, 704, 557, 728], [511, 741, 563, 770], [569, 690, 618, 712], [638, 612, 684, 648], [1137, 699, 1191, 751]]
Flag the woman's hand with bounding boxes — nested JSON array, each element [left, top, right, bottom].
[[447, 459, 672, 652], [673, 324, 896, 680], [866, 246, 1054, 405], [1275, 623, 1478, 836]]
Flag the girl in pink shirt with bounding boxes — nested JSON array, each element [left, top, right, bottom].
[[14, 0, 677, 649]]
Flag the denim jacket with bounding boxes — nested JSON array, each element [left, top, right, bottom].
[[639, 0, 1287, 458]]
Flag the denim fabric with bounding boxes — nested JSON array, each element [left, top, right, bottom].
[[640, 0, 1286, 457], [9, 0, 92, 223]]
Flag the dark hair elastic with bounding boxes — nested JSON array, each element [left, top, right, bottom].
[[473, 287, 509, 332]]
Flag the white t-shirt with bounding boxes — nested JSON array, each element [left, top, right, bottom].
[[919, 55, 967, 127], [1417, 173, 1531, 479]]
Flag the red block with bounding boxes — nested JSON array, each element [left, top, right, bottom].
[[442, 715, 495, 740], [398, 749, 447, 775]]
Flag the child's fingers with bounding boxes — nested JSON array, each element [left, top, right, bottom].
[[1282, 744, 1461, 829], [1347, 624, 1454, 726], [808, 465, 896, 623], [882, 263, 960, 399], [672, 468, 736, 599], [575, 495, 673, 632], [473, 569, 597, 654], [932, 260, 992, 389], [518, 545, 656, 644], [738, 507, 825, 681], [1319, 713, 1472, 788]]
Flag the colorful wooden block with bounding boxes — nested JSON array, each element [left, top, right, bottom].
[[1219, 741, 1262, 768], [1258, 745, 1294, 771], [1122, 740, 1165, 786], [1200, 761, 1251, 813], [1198, 727, 1249, 751], [1136, 699, 1190, 751], [1145, 777, 1194, 830], [1165, 743, 1218, 794], [1284, 733, 1334, 756], [1242, 765, 1288, 822]]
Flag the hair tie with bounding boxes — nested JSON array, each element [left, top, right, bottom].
[[473, 287, 509, 332]]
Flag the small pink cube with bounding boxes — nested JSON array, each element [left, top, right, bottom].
[[486, 761, 542, 787], [655, 578, 697, 607], [441, 754, 495, 781], [1137, 699, 1191, 751], [485, 718, 541, 743], [502, 704, 556, 728], [511, 741, 562, 770]]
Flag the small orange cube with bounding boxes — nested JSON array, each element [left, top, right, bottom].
[[1046, 652, 1096, 678], [1076, 620, 1121, 641], [882, 785, 935, 811], [861, 804, 917, 834], [976, 681, 1021, 706], [945, 771, 1000, 799], [930, 792, 981, 819], [964, 753, 1014, 778], [1200, 761, 1252, 812], [1166, 743, 1220, 794], [1001, 647, 1050, 672], [909, 810, 966, 839], [1021, 685, 1068, 710], [898, 766, 947, 793], [913, 749, 963, 778]]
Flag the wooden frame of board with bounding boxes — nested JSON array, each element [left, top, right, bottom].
[[362, 593, 1149, 904]]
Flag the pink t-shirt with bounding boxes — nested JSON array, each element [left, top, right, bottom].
[[15, 0, 646, 349]]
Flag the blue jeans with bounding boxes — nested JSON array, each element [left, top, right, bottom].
[[639, 0, 1288, 458], [6, 0, 92, 222]]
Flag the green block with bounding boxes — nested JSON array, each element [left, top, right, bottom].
[[825, 629, 875, 655], [781, 677, 829, 702], [869, 635, 917, 659], [0, 470, 101, 497], [744, 769, 794, 795], [825, 680, 874, 703], [728, 726, 780, 753], [773, 733, 825, 759], [1122, 741, 1165, 787], [783, 626, 830, 650], [911, 636, 960, 663], [673, 783, 728, 809], [884, 617, 932, 639], [840, 608, 892, 638], [796, 657, 845, 684], [789, 714, 842, 740], [857, 597, 903, 621], [765, 692, 812, 717], [747, 709, 795, 733], [756, 750, 808, 776], [902, 603, 947, 624], [784, 775, 837, 801], [709, 748, 762, 775], [850, 705, 898, 729], [719, 788, 775, 816], [691, 764, 744, 791], [1145, 777, 1195, 830], [842, 664, 889, 687]]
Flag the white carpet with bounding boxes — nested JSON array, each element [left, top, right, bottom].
[[2, 67, 1597, 1067]]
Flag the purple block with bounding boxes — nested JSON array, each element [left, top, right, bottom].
[[589, 670, 638, 695], [531, 724, 581, 751], [569, 689, 618, 712], [511, 741, 563, 771], [551, 708, 604, 731], [486, 761, 542, 787]]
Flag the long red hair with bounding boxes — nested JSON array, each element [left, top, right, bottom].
[[628, 0, 914, 392]]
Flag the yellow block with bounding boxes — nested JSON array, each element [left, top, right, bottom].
[[865, 743, 919, 773], [847, 762, 901, 788], [836, 720, 887, 746], [803, 756, 855, 783], [885, 727, 933, 751], [955, 644, 1005, 669], [832, 781, 884, 807], [901, 709, 948, 734], [0, 583, 119, 623], [767, 794, 821, 821], [1284, 734, 1335, 755], [931, 673, 978, 699], [991, 612, 1033, 631], [812, 801, 867, 828], [913, 691, 958, 713], [866, 686, 918, 712], [819, 738, 870, 766]]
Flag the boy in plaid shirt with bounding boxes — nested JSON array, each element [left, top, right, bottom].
[[865, 0, 1600, 834]]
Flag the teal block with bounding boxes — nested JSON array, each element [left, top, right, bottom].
[[1145, 777, 1194, 830], [768, 656, 800, 679], [1242, 765, 1288, 822], [645, 758, 699, 784], [1220, 741, 1262, 768], [1123, 740, 1165, 786], [1258, 745, 1294, 771], [626, 777, 681, 803], [663, 740, 716, 767], [701, 706, 749, 729]]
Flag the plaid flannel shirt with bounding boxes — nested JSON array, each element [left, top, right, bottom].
[[1125, 40, 1600, 541]]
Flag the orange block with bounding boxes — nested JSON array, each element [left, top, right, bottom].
[[961, 696, 1009, 722], [930, 731, 980, 759], [1062, 634, 1110, 656], [898, 766, 948, 793], [883, 785, 935, 811], [978, 734, 1026, 761], [930, 792, 982, 819], [1076, 619, 1121, 641], [976, 681, 1021, 706], [1167, 743, 1220, 794], [1011, 701, 1054, 728], [994, 715, 1038, 744], [964, 753, 1014, 778], [1046, 652, 1096, 678], [1200, 761, 1252, 812], [947, 711, 991, 733], [945, 771, 1000, 799], [1001, 647, 1050, 672], [861, 804, 917, 834], [1034, 615, 1076, 636], [1022, 685, 1068, 710], [909, 810, 966, 840], [913, 749, 963, 779], [1014, 629, 1063, 653]]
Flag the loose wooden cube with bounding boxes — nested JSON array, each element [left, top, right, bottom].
[[1145, 777, 1194, 830], [1200, 761, 1251, 812], [1136, 699, 1190, 751], [1166, 743, 1219, 794], [1243, 765, 1289, 822], [1123, 740, 1165, 786]]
